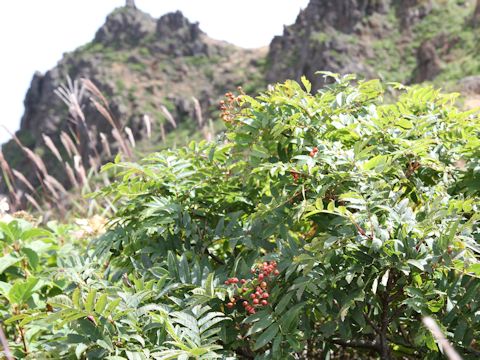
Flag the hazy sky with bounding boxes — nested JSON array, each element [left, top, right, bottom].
[[0, 0, 309, 144]]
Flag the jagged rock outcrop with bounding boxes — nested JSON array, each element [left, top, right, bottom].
[[459, 75, 480, 94], [265, 0, 440, 90], [472, 0, 480, 26], [412, 39, 441, 83], [266, 0, 389, 90], [94, 6, 156, 48], [397, 0, 433, 29]]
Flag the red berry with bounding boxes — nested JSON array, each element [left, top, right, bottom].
[[250, 269, 256, 274], [255, 291, 261, 297], [240, 279, 246, 284], [250, 294, 256, 299], [232, 277, 239, 283], [274, 270, 280, 276], [242, 301, 248, 307], [310, 151, 315, 157], [249, 308, 256, 314], [226, 302, 234, 309], [258, 273, 264, 281], [262, 293, 269, 299], [261, 282, 267, 288], [253, 299, 259, 305], [261, 300, 268, 306], [224, 280, 230, 285], [263, 262, 268, 267], [242, 287, 248, 292]]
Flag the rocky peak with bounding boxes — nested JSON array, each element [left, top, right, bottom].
[[151, 11, 212, 57], [265, 0, 439, 90], [266, 0, 391, 90], [297, 0, 389, 34], [94, 6, 156, 48], [156, 11, 202, 39]]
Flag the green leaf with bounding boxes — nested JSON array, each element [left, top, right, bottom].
[[275, 292, 294, 314], [75, 343, 88, 359], [8, 277, 39, 304], [72, 288, 81, 308], [0, 281, 12, 298], [254, 323, 279, 350], [0, 254, 21, 274], [467, 263, 480, 275], [363, 155, 390, 171], [301, 76, 312, 93], [95, 293, 108, 314], [21, 247, 39, 271], [407, 260, 425, 271], [85, 289, 97, 313], [246, 313, 274, 336]]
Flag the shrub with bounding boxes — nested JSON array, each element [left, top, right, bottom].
[[1, 74, 479, 359]]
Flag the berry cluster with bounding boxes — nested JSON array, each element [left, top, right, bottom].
[[219, 87, 243, 123], [224, 261, 279, 315], [309, 146, 319, 157]]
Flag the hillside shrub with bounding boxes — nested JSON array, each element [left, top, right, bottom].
[[1, 74, 479, 359]]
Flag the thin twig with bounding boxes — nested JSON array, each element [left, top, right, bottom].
[[329, 338, 379, 351]]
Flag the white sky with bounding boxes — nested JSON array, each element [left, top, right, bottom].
[[0, 0, 309, 144]]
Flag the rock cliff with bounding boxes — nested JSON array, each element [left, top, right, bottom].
[[266, 0, 476, 90]]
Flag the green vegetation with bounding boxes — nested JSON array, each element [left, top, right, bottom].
[[1, 74, 479, 359]]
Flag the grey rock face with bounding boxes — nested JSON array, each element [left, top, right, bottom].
[[266, 0, 390, 90], [459, 75, 480, 94], [94, 7, 156, 48], [265, 0, 440, 90], [396, 0, 433, 29], [412, 39, 441, 83], [153, 11, 208, 57]]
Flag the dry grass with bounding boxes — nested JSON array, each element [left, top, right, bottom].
[[1, 78, 129, 218], [1, 76, 213, 219]]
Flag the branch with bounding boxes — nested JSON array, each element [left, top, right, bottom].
[[378, 276, 394, 359], [363, 311, 381, 335], [465, 347, 480, 357], [329, 338, 380, 351], [205, 248, 225, 265]]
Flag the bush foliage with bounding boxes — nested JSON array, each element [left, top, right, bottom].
[[1, 74, 479, 359]]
